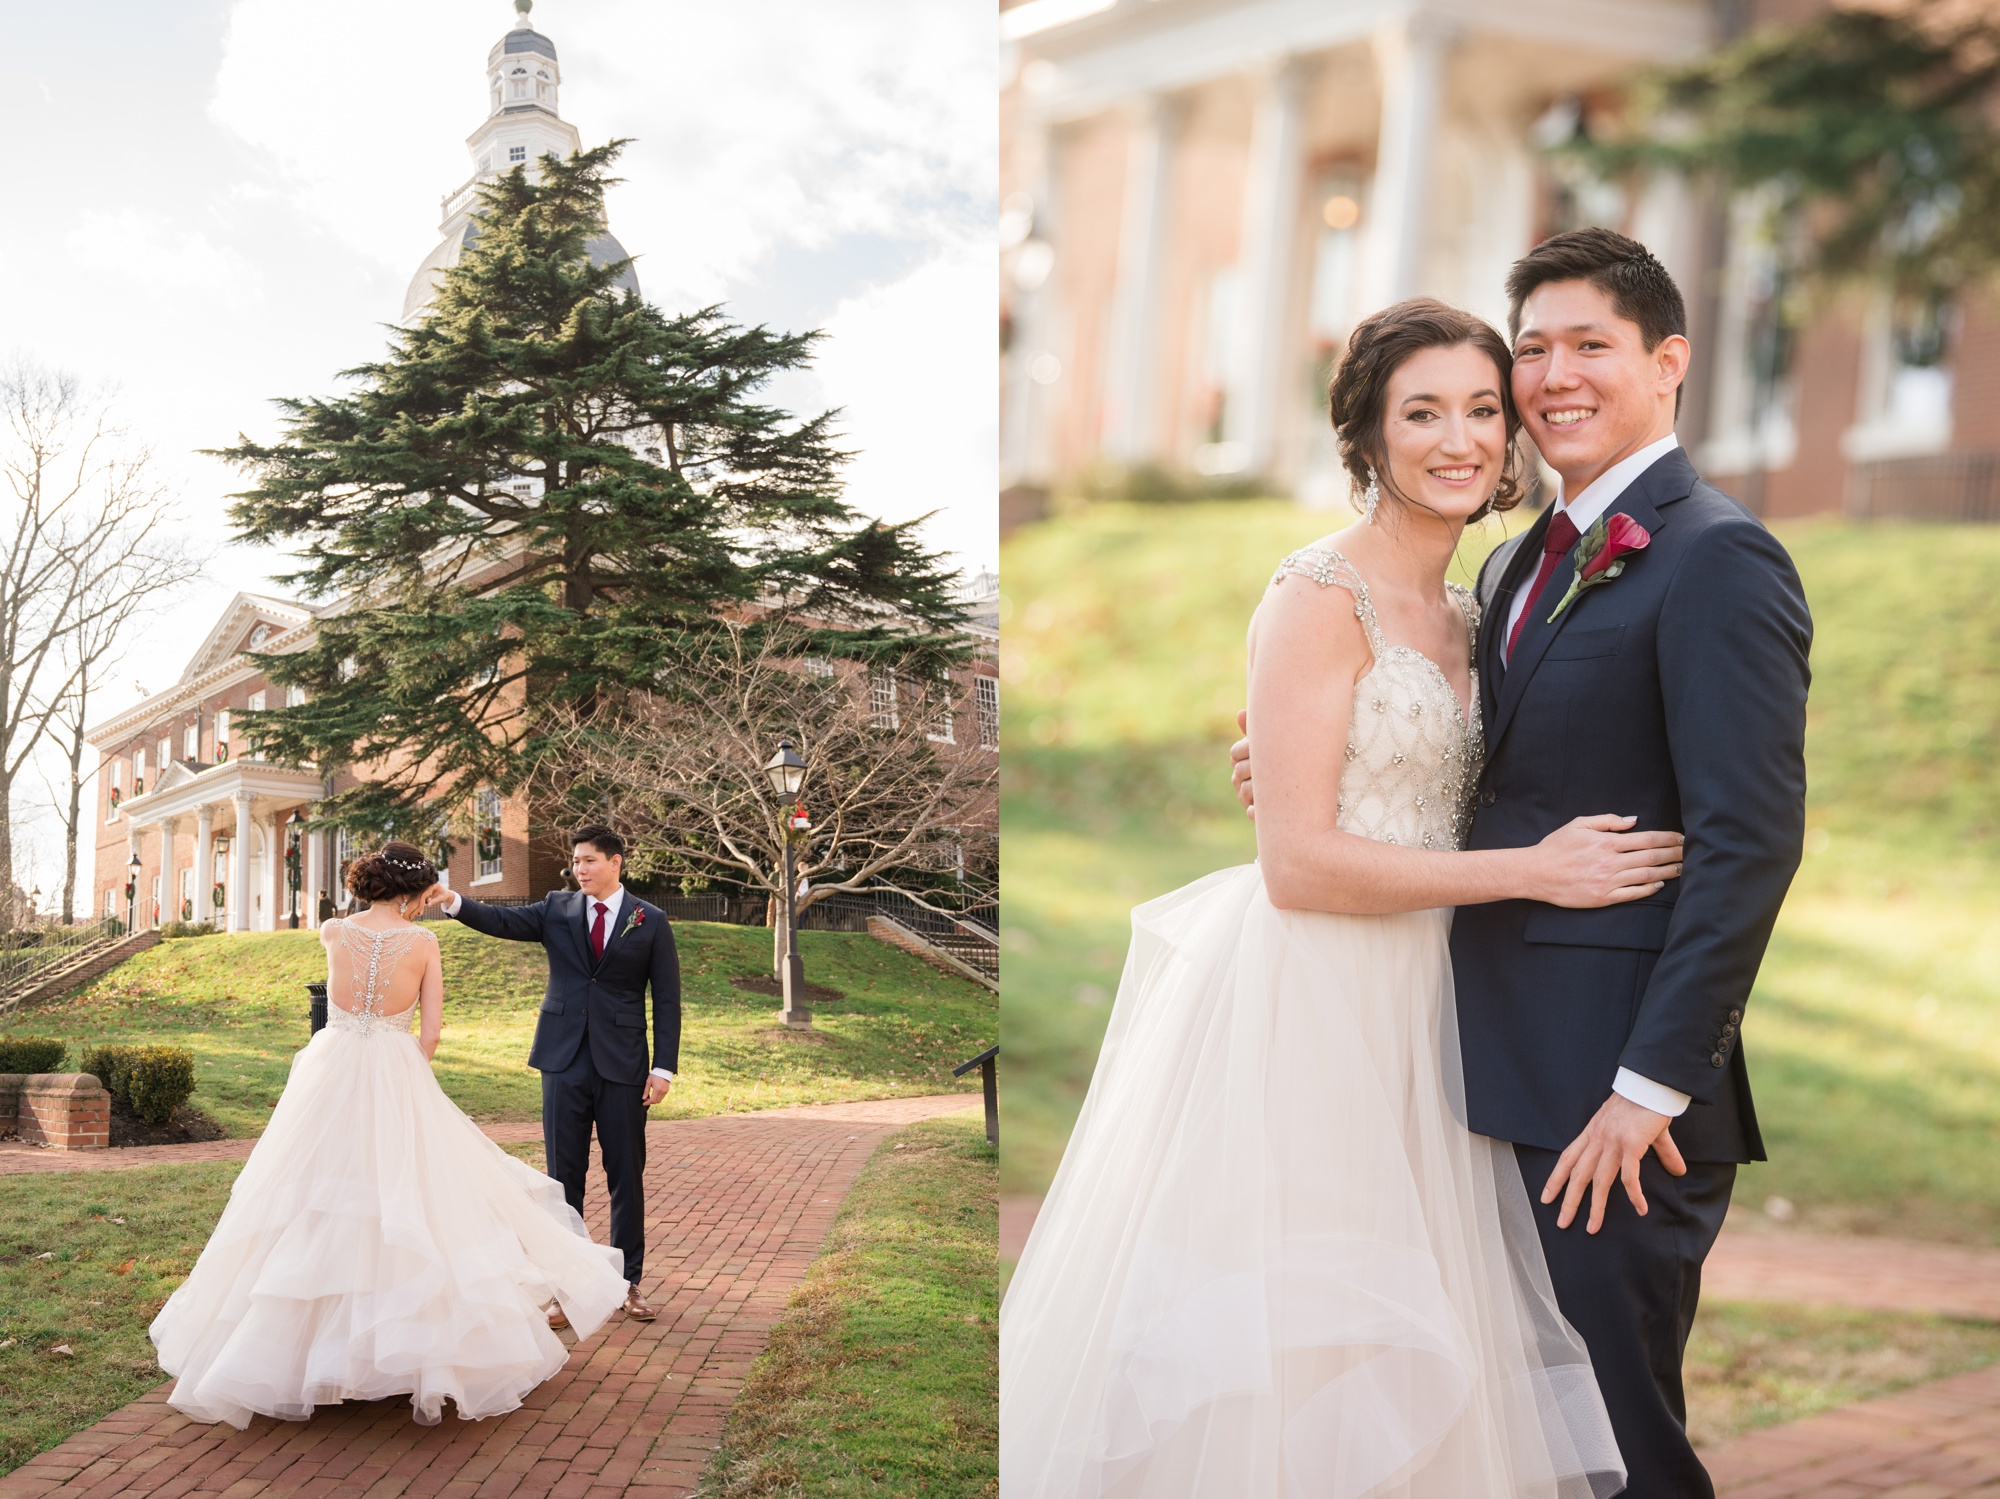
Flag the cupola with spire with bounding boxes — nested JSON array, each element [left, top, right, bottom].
[[403, 0, 639, 322]]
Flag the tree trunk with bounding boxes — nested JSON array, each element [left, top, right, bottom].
[[0, 762, 15, 933], [60, 716, 84, 925]]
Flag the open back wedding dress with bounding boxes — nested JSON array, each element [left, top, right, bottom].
[[1001, 547, 1626, 1498], [150, 918, 629, 1429]]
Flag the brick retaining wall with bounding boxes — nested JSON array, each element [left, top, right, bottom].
[[0, 1073, 111, 1150]]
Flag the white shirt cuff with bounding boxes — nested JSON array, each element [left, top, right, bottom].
[[649, 1067, 675, 1081], [443, 891, 463, 916], [1613, 1067, 1691, 1117]]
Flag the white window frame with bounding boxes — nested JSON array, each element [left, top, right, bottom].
[[247, 690, 266, 712], [869, 669, 899, 730], [976, 676, 999, 751], [473, 787, 505, 885], [802, 656, 835, 679], [215, 709, 231, 761], [105, 886, 116, 920], [108, 758, 123, 822], [285, 684, 307, 708], [157, 738, 171, 777], [183, 722, 198, 760], [928, 671, 955, 744]]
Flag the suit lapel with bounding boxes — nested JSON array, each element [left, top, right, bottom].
[[1479, 511, 1553, 730], [567, 891, 596, 971], [1487, 448, 1694, 754]]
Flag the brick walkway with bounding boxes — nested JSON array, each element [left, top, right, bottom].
[[0, 1094, 979, 1499]]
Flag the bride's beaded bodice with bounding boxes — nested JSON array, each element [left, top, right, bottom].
[[323, 918, 433, 1037], [1271, 545, 1484, 851]]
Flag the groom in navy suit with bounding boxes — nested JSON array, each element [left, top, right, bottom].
[[428, 824, 681, 1325], [1236, 231, 1811, 1496]]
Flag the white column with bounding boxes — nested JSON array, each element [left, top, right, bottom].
[[1000, 122, 1058, 489], [262, 814, 282, 932], [230, 791, 253, 933], [194, 807, 214, 927], [1103, 93, 1182, 465], [160, 819, 180, 923], [1227, 56, 1310, 479], [1362, 14, 1455, 311], [305, 822, 324, 929]]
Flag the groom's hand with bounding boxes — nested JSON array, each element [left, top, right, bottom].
[[641, 1075, 672, 1107], [1229, 710, 1255, 817], [1542, 1092, 1687, 1234]]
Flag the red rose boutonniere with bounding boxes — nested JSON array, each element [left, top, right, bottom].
[[621, 907, 645, 939], [1547, 512, 1652, 623]]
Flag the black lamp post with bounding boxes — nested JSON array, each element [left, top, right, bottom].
[[285, 810, 304, 929], [126, 850, 141, 933], [763, 737, 810, 1030]]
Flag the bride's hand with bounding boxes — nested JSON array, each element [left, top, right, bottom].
[[1528, 815, 1685, 908]]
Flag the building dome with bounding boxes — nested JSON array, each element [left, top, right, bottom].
[[402, 1, 640, 324]]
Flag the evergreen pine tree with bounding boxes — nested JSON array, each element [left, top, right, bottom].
[[223, 141, 966, 838]]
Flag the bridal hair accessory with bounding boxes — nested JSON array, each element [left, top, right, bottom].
[[379, 853, 432, 871], [1362, 470, 1380, 523], [1547, 512, 1652, 623]]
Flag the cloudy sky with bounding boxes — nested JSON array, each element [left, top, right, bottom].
[[0, 0, 995, 899]]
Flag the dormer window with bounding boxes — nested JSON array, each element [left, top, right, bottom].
[[509, 145, 527, 163]]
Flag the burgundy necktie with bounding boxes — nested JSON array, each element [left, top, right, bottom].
[[591, 901, 608, 962], [1504, 508, 1582, 663]]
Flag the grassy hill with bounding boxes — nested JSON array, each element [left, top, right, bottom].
[[5, 922, 993, 1136], [1002, 503, 2000, 1245]]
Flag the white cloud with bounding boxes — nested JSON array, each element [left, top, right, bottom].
[[63, 210, 262, 296], [812, 239, 999, 573]]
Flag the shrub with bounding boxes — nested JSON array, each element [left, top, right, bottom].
[[158, 921, 222, 940], [79, 1043, 197, 1123], [0, 1037, 66, 1074], [78, 1044, 133, 1098], [127, 1047, 197, 1125]]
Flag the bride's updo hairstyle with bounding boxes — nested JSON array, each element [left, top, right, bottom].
[[345, 841, 438, 903], [1327, 296, 1527, 524]]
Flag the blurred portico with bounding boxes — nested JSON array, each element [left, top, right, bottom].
[[1000, 0, 1715, 503]]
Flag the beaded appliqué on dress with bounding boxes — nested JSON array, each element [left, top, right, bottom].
[[324, 918, 435, 1037], [1271, 545, 1484, 850]]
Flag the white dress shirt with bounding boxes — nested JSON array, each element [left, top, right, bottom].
[[1501, 430, 1692, 1120], [442, 883, 674, 1083]]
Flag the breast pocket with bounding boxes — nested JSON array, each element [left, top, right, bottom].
[[1544, 625, 1625, 661]]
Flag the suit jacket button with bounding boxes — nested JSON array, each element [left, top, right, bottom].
[[1710, 1051, 1726, 1067], [1728, 1008, 1743, 1023], [1480, 788, 1497, 807]]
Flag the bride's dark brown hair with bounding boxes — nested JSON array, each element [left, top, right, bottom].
[[1327, 297, 1527, 525], [345, 841, 438, 903]]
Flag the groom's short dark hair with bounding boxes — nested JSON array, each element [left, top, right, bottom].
[[1507, 227, 1687, 350], [571, 825, 625, 861], [1507, 227, 1688, 412]]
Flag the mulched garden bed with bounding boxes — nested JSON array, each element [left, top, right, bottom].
[[110, 1096, 228, 1148], [729, 974, 847, 1005]]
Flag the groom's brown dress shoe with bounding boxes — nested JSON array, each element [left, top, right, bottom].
[[622, 1285, 656, 1321], [547, 1304, 570, 1331]]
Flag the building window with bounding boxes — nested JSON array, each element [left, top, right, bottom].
[[474, 788, 504, 882], [927, 672, 955, 744], [976, 676, 999, 751], [285, 684, 307, 707], [511, 79, 527, 99], [133, 749, 146, 796], [157, 738, 170, 777], [509, 145, 527, 162], [869, 669, 899, 730], [802, 656, 835, 679], [107, 759, 122, 822], [151, 874, 162, 928], [104, 886, 116, 920], [248, 690, 266, 712], [183, 722, 198, 760], [215, 709, 231, 761]]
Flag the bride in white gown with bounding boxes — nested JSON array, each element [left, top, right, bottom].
[[1001, 300, 1686, 1497], [150, 842, 631, 1429]]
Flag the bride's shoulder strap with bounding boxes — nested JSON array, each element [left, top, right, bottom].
[[1445, 579, 1480, 640], [1271, 545, 1386, 655]]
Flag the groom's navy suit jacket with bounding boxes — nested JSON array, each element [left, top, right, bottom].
[[1453, 448, 1811, 1165], [453, 891, 681, 1086]]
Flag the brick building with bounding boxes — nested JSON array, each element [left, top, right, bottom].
[[1001, 0, 2000, 521]]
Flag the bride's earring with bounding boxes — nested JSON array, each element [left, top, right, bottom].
[[1363, 471, 1380, 524]]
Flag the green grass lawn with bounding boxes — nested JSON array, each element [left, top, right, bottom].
[[702, 1114, 997, 1498], [3, 923, 992, 1138], [1001, 503, 2000, 1243], [0, 1159, 242, 1477]]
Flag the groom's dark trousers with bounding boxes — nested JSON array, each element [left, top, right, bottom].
[[1456, 448, 1812, 1498], [453, 891, 681, 1284]]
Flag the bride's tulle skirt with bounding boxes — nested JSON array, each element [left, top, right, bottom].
[[149, 1022, 630, 1428], [1001, 865, 1626, 1498]]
